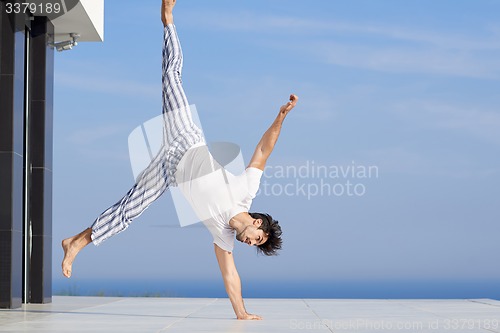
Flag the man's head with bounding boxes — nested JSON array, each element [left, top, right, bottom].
[[235, 218, 268, 247], [249, 212, 282, 256]]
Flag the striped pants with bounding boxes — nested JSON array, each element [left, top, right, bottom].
[[91, 24, 204, 246]]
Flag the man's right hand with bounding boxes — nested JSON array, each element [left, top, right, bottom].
[[238, 313, 263, 320]]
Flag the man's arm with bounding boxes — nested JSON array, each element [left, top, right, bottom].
[[214, 244, 262, 320], [247, 94, 298, 171]]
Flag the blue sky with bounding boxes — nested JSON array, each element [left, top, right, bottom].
[[53, 0, 500, 293]]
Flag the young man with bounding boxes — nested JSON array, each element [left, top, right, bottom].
[[61, 0, 298, 320]]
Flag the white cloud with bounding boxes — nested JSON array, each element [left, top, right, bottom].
[[393, 100, 500, 146], [55, 72, 159, 98], [315, 41, 500, 79], [183, 10, 500, 79], [67, 124, 130, 145], [76, 148, 130, 162], [361, 146, 434, 175], [184, 10, 500, 51], [357, 145, 499, 179], [324, 21, 500, 52]]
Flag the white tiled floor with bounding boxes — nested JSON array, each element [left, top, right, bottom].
[[1, 297, 500, 332]]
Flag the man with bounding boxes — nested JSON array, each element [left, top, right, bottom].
[[61, 0, 298, 320]]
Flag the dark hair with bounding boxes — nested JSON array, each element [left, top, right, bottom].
[[249, 212, 282, 256]]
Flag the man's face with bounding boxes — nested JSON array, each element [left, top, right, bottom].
[[236, 219, 269, 246]]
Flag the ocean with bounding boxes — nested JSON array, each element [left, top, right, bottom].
[[52, 278, 500, 299]]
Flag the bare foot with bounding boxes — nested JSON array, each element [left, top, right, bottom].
[[161, 0, 176, 26], [61, 238, 75, 278], [61, 228, 92, 278]]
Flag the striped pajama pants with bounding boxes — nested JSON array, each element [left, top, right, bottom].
[[91, 24, 204, 246]]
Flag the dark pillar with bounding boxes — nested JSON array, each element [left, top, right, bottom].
[[28, 16, 53, 304], [0, 2, 26, 309]]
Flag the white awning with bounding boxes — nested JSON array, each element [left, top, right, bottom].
[[32, 0, 104, 42]]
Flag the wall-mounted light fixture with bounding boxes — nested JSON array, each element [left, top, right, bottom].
[[50, 33, 80, 52]]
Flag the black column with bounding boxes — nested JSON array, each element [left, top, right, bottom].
[[0, 2, 26, 309], [28, 16, 53, 304]]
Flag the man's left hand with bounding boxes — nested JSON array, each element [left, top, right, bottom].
[[280, 94, 299, 115]]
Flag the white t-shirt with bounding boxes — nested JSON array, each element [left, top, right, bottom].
[[174, 144, 263, 251]]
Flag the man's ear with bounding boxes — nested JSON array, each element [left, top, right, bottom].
[[253, 219, 263, 227]]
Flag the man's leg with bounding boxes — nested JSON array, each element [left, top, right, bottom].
[[62, 148, 170, 277], [161, 0, 204, 183], [61, 0, 183, 278]]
